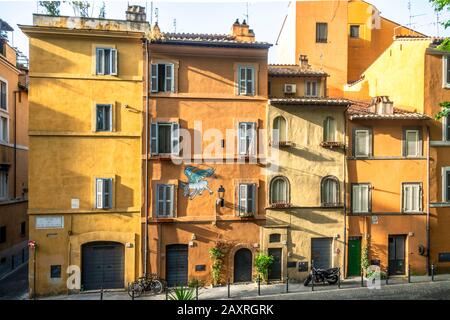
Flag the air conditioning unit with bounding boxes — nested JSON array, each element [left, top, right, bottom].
[[284, 84, 297, 94]]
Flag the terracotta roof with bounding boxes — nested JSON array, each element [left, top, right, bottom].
[[152, 32, 272, 48], [269, 65, 327, 77], [270, 98, 350, 106], [348, 101, 430, 120]]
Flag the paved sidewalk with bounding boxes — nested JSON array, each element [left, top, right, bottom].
[[39, 273, 450, 300]]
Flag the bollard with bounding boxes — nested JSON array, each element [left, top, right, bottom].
[[165, 287, 169, 300], [100, 287, 103, 300], [431, 264, 435, 282], [408, 265, 411, 283], [196, 285, 199, 300], [257, 275, 261, 296], [227, 278, 230, 299], [286, 276, 289, 294], [338, 268, 341, 289], [311, 270, 315, 292], [361, 268, 364, 287], [132, 288, 135, 301], [386, 269, 389, 285]]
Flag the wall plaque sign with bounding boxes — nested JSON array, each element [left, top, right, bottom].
[[36, 216, 64, 229]]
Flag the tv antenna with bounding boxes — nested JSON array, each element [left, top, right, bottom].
[[244, 2, 249, 25], [407, 0, 426, 33], [436, 9, 441, 37], [155, 7, 159, 24], [173, 19, 177, 33]]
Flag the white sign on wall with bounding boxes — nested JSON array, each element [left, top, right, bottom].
[[36, 216, 64, 229], [71, 199, 80, 209]]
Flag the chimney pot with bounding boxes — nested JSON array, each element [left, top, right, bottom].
[[126, 5, 146, 22]]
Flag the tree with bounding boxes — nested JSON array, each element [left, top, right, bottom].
[[430, 0, 450, 119], [39, 1, 61, 16], [70, 1, 91, 17]]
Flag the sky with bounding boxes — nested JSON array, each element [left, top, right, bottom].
[[1, 0, 449, 63]]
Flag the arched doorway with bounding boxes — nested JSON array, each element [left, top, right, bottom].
[[81, 241, 124, 291], [234, 248, 252, 283], [166, 244, 189, 287]]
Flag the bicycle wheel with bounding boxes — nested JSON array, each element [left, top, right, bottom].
[[150, 279, 164, 295], [128, 282, 143, 298]]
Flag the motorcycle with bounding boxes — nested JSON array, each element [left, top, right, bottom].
[[304, 267, 340, 286]]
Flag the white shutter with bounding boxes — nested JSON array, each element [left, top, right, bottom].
[[165, 64, 174, 92], [361, 185, 369, 212], [238, 123, 247, 155], [239, 184, 248, 214], [352, 186, 360, 213], [151, 64, 158, 92], [355, 130, 369, 157], [239, 67, 246, 95], [96, 179, 104, 209], [171, 122, 180, 156], [110, 49, 118, 75], [150, 123, 158, 155], [247, 67, 255, 96], [168, 185, 174, 217], [249, 122, 257, 155], [96, 48, 104, 75]]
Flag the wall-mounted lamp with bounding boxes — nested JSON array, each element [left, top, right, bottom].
[[217, 185, 225, 208]]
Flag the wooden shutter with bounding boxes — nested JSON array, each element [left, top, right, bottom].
[[150, 123, 158, 155], [238, 123, 247, 155], [151, 64, 158, 92], [239, 184, 247, 214], [165, 64, 174, 92], [247, 67, 255, 96], [249, 122, 257, 155], [248, 184, 256, 214], [239, 67, 246, 95], [110, 49, 118, 75], [171, 122, 180, 156], [168, 185, 174, 216], [103, 179, 113, 209], [96, 179, 104, 209], [96, 48, 105, 75]]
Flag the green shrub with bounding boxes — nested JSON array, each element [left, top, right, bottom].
[[255, 253, 274, 283], [168, 286, 195, 300], [188, 278, 205, 288], [209, 245, 225, 286]]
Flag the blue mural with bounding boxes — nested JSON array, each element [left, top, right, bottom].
[[180, 166, 215, 200]]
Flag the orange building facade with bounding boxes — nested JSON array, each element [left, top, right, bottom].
[[145, 21, 272, 286]]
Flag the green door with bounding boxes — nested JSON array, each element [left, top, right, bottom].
[[348, 237, 361, 276]]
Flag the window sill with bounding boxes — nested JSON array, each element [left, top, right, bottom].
[[320, 142, 345, 149], [430, 202, 450, 208], [430, 141, 450, 147], [270, 141, 295, 148], [268, 203, 292, 209], [237, 213, 256, 219]]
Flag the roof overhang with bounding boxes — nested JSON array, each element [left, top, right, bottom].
[[270, 98, 350, 107], [18, 25, 146, 39]]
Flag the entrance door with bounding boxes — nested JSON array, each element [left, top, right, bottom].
[[388, 235, 406, 275], [234, 248, 252, 283], [268, 248, 282, 281], [82, 242, 124, 291], [166, 244, 189, 287], [311, 238, 332, 269], [348, 237, 362, 276]]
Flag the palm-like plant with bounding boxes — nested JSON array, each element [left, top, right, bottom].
[[168, 286, 196, 300]]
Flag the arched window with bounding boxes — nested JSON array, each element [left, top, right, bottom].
[[323, 117, 337, 143], [273, 116, 287, 145], [270, 176, 290, 205], [321, 176, 340, 206]]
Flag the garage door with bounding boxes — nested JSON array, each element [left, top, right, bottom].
[[166, 244, 188, 287], [311, 238, 332, 270], [82, 242, 124, 291]]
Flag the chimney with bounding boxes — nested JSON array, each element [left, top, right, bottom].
[[369, 96, 394, 115], [230, 19, 255, 42], [299, 55, 310, 69], [126, 5, 146, 22]]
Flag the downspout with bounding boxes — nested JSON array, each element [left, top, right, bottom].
[[143, 37, 150, 277], [13, 90, 18, 199], [343, 106, 349, 278], [426, 125, 431, 275]]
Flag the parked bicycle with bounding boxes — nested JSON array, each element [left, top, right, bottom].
[[127, 274, 167, 298]]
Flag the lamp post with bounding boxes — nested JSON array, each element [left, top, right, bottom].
[[217, 185, 225, 208], [28, 240, 37, 299]]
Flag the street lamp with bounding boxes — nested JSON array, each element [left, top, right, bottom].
[[217, 185, 225, 208]]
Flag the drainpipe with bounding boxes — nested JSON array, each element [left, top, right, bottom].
[[426, 125, 431, 275], [143, 37, 150, 277], [343, 106, 349, 278], [13, 90, 18, 199]]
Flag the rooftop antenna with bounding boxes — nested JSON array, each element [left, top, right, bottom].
[[436, 9, 440, 37], [173, 19, 177, 33], [155, 7, 159, 24], [407, 0, 426, 34], [244, 2, 249, 25]]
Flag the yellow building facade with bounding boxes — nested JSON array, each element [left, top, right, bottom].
[[21, 13, 147, 296]]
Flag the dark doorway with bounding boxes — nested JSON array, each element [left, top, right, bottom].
[[166, 244, 189, 287], [234, 248, 252, 283], [388, 235, 406, 276], [348, 237, 362, 276], [268, 248, 282, 281], [311, 238, 332, 269], [82, 242, 124, 291]]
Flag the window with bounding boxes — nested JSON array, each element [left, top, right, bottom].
[[352, 184, 370, 214], [156, 184, 175, 217], [0, 226, 5, 243], [350, 25, 360, 38], [323, 117, 336, 142], [316, 23, 328, 43], [442, 167, 450, 202], [96, 48, 117, 75], [0, 80, 6, 110], [354, 129, 372, 158], [96, 104, 112, 132], [151, 63, 174, 93], [443, 115, 450, 141], [20, 221, 26, 237], [321, 176, 340, 207], [50, 265, 62, 278], [404, 129, 422, 157], [270, 176, 290, 205], [305, 81, 318, 97], [95, 178, 113, 209], [0, 170, 7, 200], [150, 122, 180, 156], [402, 183, 422, 213], [443, 56, 450, 88], [269, 234, 281, 243], [0, 116, 7, 142], [238, 66, 255, 96], [272, 116, 287, 145], [238, 122, 256, 156], [238, 183, 256, 216]]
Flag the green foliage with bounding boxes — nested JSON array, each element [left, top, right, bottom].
[[70, 1, 91, 17], [168, 286, 195, 300], [430, 0, 450, 28], [39, 1, 61, 16], [209, 244, 226, 286], [435, 101, 450, 120], [361, 245, 370, 273], [188, 278, 205, 288], [437, 39, 450, 52], [254, 253, 274, 283]]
